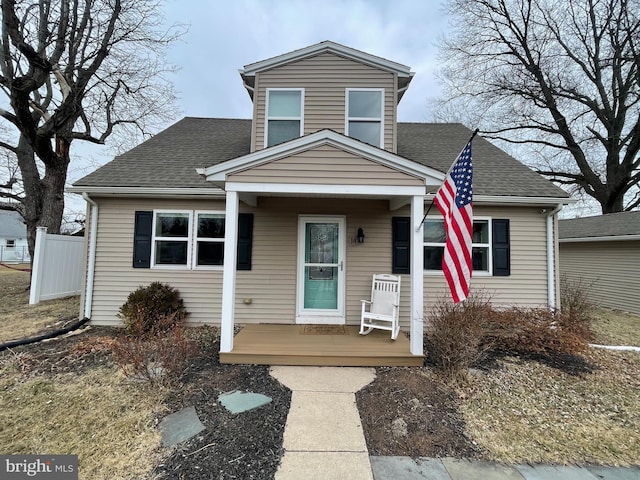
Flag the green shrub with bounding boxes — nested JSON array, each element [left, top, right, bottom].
[[118, 282, 187, 336]]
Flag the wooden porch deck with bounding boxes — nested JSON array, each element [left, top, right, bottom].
[[220, 324, 423, 367]]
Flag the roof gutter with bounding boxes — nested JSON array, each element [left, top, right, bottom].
[[424, 194, 575, 206], [81, 193, 98, 320], [239, 69, 255, 99], [67, 186, 225, 198], [544, 204, 563, 309], [559, 234, 640, 243]]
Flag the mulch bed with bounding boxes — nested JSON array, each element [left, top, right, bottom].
[[6, 325, 560, 477], [356, 367, 482, 459], [152, 336, 291, 480]]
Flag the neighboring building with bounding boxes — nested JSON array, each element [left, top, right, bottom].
[[559, 211, 640, 315], [0, 210, 30, 264], [69, 41, 571, 362]]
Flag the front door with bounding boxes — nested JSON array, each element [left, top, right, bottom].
[[296, 216, 346, 324]]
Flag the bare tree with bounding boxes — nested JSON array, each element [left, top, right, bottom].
[[437, 0, 640, 213], [0, 0, 182, 258]]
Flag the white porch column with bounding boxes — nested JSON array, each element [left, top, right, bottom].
[[410, 195, 424, 356], [220, 190, 239, 353]]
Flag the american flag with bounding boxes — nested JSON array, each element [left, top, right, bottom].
[[433, 139, 474, 303]]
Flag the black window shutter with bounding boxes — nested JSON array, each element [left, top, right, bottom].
[[392, 217, 410, 274], [133, 211, 153, 268], [236, 213, 254, 271], [492, 219, 510, 276]]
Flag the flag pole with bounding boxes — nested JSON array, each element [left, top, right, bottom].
[[416, 128, 479, 232]]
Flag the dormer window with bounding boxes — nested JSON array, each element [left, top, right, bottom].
[[265, 88, 304, 147], [346, 88, 384, 147]]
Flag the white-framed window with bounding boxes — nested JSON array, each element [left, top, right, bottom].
[[194, 211, 225, 269], [424, 216, 492, 276], [152, 211, 192, 268], [6, 239, 15, 248], [345, 88, 384, 147], [151, 210, 226, 269], [265, 88, 304, 147]]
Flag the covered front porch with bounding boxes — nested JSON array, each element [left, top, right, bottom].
[[220, 324, 423, 366], [202, 130, 446, 362]]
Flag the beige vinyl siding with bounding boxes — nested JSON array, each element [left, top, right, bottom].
[[88, 197, 227, 326], [559, 240, 640, 315], [87, 197, 553, 328], [235, 197, 413, 328], [253, 52, 396, 152], [88, 196, 411, 328], [230, 145, 422, 186], [423, 206, 551, 309]]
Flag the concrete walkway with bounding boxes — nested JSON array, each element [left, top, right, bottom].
[[269, 366, 640, 480], [270, 366, 376, 480]]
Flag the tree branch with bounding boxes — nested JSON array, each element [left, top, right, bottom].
[[0, 190, 24, 203]]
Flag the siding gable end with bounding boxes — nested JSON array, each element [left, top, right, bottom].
[[228, 143, 423, 186]]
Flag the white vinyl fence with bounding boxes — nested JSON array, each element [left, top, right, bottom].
[[29, 227, 85, 305]]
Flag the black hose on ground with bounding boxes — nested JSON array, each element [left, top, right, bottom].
[[0, 317, 91, 353]]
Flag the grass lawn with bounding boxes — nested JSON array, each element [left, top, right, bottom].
[[460, 348, 640, 466], [590, 307, 640, 346], [0, 266, 166, 479], [0, 265, 80, 342], [0, 365, 167, 479], [458, 305, 640, 466]]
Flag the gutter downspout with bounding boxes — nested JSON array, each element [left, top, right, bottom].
[[545, 204, 563, 309], [82, 193, 98, 319]]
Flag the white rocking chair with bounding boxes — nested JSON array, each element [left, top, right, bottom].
[[359, 274, 401, 340]]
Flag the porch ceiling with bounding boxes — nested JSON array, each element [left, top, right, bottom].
[[235, 188, 423, 210]]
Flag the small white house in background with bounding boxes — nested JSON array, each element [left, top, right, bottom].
[[0, 210, 30, 264], [559, 211, 640, 315]]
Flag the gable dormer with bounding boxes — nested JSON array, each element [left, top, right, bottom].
[[239, 41, 414, 154]]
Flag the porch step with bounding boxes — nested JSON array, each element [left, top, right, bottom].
[[220, 324, 423, 367]]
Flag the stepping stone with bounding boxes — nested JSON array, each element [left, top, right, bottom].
[[158, 406, 205, 447], [218, 390, 272, 414]]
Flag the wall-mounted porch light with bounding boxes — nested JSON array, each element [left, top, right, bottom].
[[356, 227, 365, 244]]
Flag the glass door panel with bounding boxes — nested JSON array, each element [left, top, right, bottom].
[[304, 223, 339, 309]]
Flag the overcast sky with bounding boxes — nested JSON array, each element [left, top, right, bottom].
[[67, 0, 451, 216], [160, 0, 447, 122]]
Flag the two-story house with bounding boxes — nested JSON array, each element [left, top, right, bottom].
[[70, 41, 571, 365]]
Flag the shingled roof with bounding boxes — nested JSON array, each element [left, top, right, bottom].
[[559, 211, 640, 240], [0, 210, 27, 238], [73, 117, 569, 199], [74, 118, 251, 189]]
